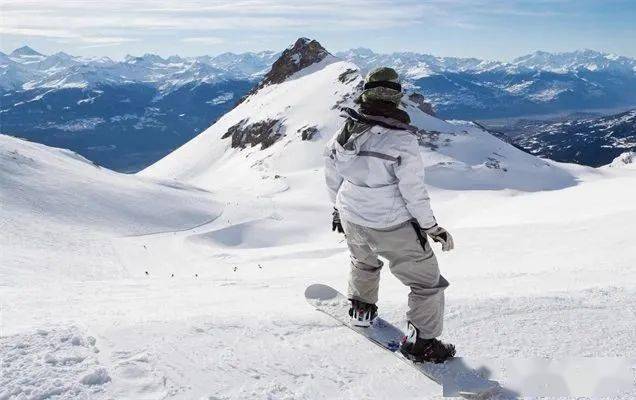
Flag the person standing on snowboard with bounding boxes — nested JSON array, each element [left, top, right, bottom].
[[323, 67, 456, 364]]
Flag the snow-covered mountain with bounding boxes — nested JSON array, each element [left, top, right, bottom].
[[1, 46, 278, 90], [3, 45, 636, 172], [335, 48, 494, 79], [338, 48, 636, 119], [511, 109, 636, 167], [511, 49, 636, 73], [337, 48, 636, 78], [2, 38, 636, 399], [143, 39, 577, 192], [0, 46, 277, 171]]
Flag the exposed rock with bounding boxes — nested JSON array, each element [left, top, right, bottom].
[[222, 119, 284, 149], [407, 92, 436, 116], [485, 156, 508, 172], [262, 38, 330, 86], [338, 69, 359, 84], [299, 126, 319, 141], [238, 38, 331, 104]]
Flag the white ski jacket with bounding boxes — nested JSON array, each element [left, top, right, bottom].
[[324, 108, 437, 229]]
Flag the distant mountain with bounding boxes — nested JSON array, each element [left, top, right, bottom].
[[0, 49, 278, 171], [10, 45, 45, 58], [511, 49, 636, 73], [337, 48, 636, 79], [1, 49, 278, 90], [337, 49, 636, 119], [510, 109, 636, 167], [2, 45, 636, 172]]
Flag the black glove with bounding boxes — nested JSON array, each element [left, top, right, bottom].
[[332, 208, 344, 233], [423, 223, 454, 251]]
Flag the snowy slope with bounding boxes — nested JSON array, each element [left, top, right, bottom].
[[607, 151, 636, 169], [3, 132, 635, 399], [2, 41, 636, 400], [0, 135, 220, 284], [142, 59, 577, 193]]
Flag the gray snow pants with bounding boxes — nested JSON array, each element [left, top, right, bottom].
[[343, 219, 449, 339]]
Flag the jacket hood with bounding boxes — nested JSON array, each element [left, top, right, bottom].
[[334, 116, 377, 157]]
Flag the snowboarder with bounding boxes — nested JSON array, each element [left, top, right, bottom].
[[324, 67, 456, 364]]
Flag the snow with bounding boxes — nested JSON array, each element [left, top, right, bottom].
[[2, 56, 635, 399], [504, 80, 533, 94], [36, 117, 106, 132], [528, 87, 569, 102], [0, 327, 108, 399], [206, 91, 234, 105], [606, 151, 636, 169]]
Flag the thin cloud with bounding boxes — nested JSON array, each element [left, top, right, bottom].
[[1, 0, 434, 33], [0, 27, 77, 38], [80, 37, 139, 44], [182, 37, 225, 45]]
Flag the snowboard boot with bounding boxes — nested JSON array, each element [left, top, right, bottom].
[[399, 322, 456, 363], [348, 299, 378, 327]]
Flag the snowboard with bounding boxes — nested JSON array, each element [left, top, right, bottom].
[[305, 284, 500, 399]]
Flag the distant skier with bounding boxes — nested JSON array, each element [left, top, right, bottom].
[[324, 67, 456, 363]]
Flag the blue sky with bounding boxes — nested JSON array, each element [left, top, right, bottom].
[[1, 0, 635, 60]]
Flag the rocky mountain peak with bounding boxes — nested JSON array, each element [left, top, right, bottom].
[[407, 93, 436, 117], [255, 38, 330, 90]]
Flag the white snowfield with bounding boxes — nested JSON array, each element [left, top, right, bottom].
[[1, 58, 635, 399]]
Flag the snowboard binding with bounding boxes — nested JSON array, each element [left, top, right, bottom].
[[400, 322, 456, 364], [348, 299, 378, 327]]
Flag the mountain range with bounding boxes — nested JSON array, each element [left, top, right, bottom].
[[0, 46, 278, 171], [509, 109, 636, 167], [336, 48, 636, 119], [2, 44, 635, 171]]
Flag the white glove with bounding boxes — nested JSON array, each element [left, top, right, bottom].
[[423, 224, 454, 252]]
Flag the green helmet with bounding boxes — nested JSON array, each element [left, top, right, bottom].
[[360, 67, 403, 105]]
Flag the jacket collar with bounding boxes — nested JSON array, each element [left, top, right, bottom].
[[360, 100, 411, 124], [340, 107, 418, 133]]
